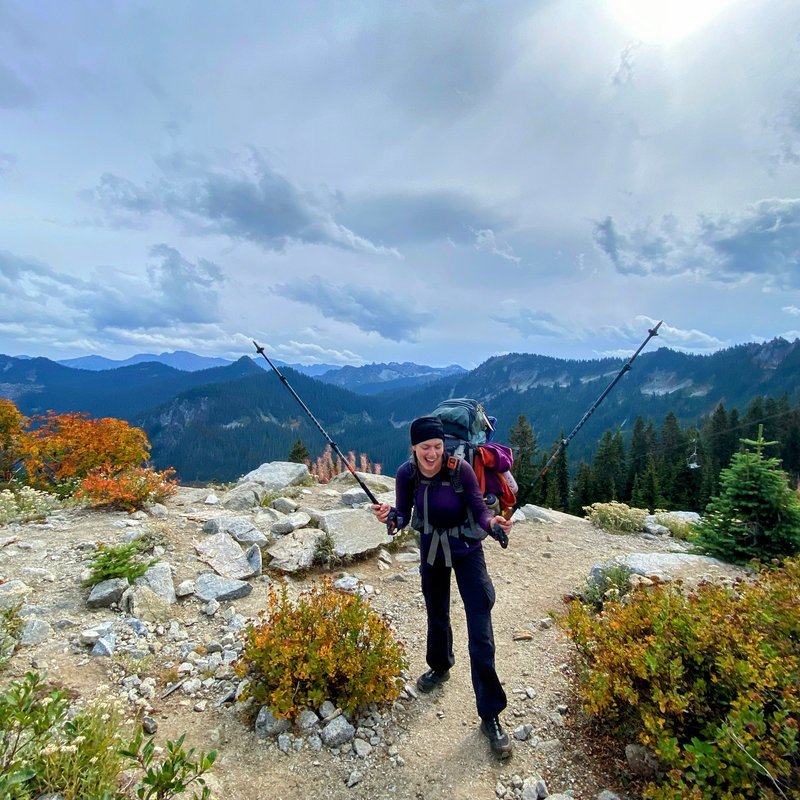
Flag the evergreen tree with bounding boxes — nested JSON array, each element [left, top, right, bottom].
[[553, 431, 569, 512], [508, 415, 538, 502], [693, 425, 800, 564], [743, 395, 765, 441], [534, 452, 549, 505], [591, 429, 625, 502], [543, 433, 569, 511], [632, 455, 662, 511], [625, 416, 654, 500], [657, 411, 687, 507], [288, 439, 311, 464], [570, 462, 593, 516]]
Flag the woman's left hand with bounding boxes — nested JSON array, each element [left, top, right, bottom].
[[490, 514, 512, 534]]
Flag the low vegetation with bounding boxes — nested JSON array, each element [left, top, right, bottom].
[[235, 578, 407, 719], [0, 399, 176, 517], [0, 486, 63, 525], [583, 501, 649, 533], [0, 671, 216, 799], [558, 558, 799, 799], [82, 540, 157, 587]]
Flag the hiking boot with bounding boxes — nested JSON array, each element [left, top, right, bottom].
[[480, 716, 512, 759], [416, 669, 450, 693]]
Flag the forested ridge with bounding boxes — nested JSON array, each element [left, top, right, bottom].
[[2, 339, 799, 499]]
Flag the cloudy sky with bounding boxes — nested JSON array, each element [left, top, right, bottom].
[[2, 0, 799, 368]]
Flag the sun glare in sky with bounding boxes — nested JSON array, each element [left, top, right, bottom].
[[607, 0, 738, 44]]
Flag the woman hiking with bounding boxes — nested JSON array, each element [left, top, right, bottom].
[[371, 415, 514, 759]]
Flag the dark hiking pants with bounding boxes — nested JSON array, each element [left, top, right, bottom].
[[419, 536, 507, 719]]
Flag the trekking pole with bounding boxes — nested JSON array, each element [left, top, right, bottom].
[[518, 320, 662, 505], [252, 341, 392, 528]]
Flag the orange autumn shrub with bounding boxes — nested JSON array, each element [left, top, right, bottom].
[[235, 578, 407, 719], [19, 412, 150, 495], [0, 398, 26, 483], [78, 465, 177, 511]]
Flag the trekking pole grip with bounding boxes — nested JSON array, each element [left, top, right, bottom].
[[491, 524, 509, 549]]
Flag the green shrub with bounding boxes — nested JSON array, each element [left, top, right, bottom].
[[580, 563, 634, 611], [0, 604, 22, 670], [120, 730, 217, 800], [0, 670, 216, 799], [0, 486, 62, 525], [584, 501, 648, 533], [557, 558, 800, 799], [235, 578, 408, 719], [692, 433, 800, 564], [312, 531, 342, 568], [82, 540, 157, 587], [651, 510, 694, 540]]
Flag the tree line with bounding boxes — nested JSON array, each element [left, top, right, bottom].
[[507, 393, 800, 515]]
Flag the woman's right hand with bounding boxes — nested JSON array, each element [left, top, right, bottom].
[[372, 503, 391, 524]]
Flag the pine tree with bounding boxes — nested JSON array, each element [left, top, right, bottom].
[[625, 416, 654, 500], [693, 425, 800, 564], [570, 462, 593, 516], [543, 436, 568, 512], [632, 455, 662, 511], [508, 415, 538, 502], [288, 439, 311, 464], [591, 430, 625, 502]]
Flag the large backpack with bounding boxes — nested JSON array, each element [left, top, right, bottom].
[[429, 398, 517, 515]]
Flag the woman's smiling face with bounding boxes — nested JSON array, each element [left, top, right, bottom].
[[413, 437, 444, 477]]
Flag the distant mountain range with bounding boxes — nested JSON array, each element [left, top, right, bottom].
[[2, 338, 799, 482], [53, 351, 466, 394]]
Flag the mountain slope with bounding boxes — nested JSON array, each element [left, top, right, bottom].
[[316, 361, 466, 395], [3, 338, 799, 481], [0, 355, 262, 419]]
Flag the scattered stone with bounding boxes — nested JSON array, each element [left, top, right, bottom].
[[271, 497, 298, 514], [142, 716, 158, 734], [271, 511, 312, 535], [255, 705, 292, 738], [91, 634, 116, 657], [86, 577, 129, 609], [239, 462, 309, 491], [19, 618, 52, 646], [625, 743, 659, 778], [222, 481, 266, 511], [194, 533, 258, 580], [125, 585, 173, 622], [346, 770, 363, 788], [137, 562, 177, 604], [195, 572, 253, 603], [321, 715, 355, 747]]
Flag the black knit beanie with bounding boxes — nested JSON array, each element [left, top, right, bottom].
[[410, 416, 445, 445]]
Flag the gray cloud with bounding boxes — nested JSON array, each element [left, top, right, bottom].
[[593, 199, 800, 289], [86, 245, 225, 330], [0, 61, 34, 108], [274, 276, 431, 342], [346, 4, 524, 120], [85, 151, 398, 256], [0, 246, 225, 334], [626, 316, 726, 353], [338, 190, 505, 247], [491, 309, 573, 339]]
